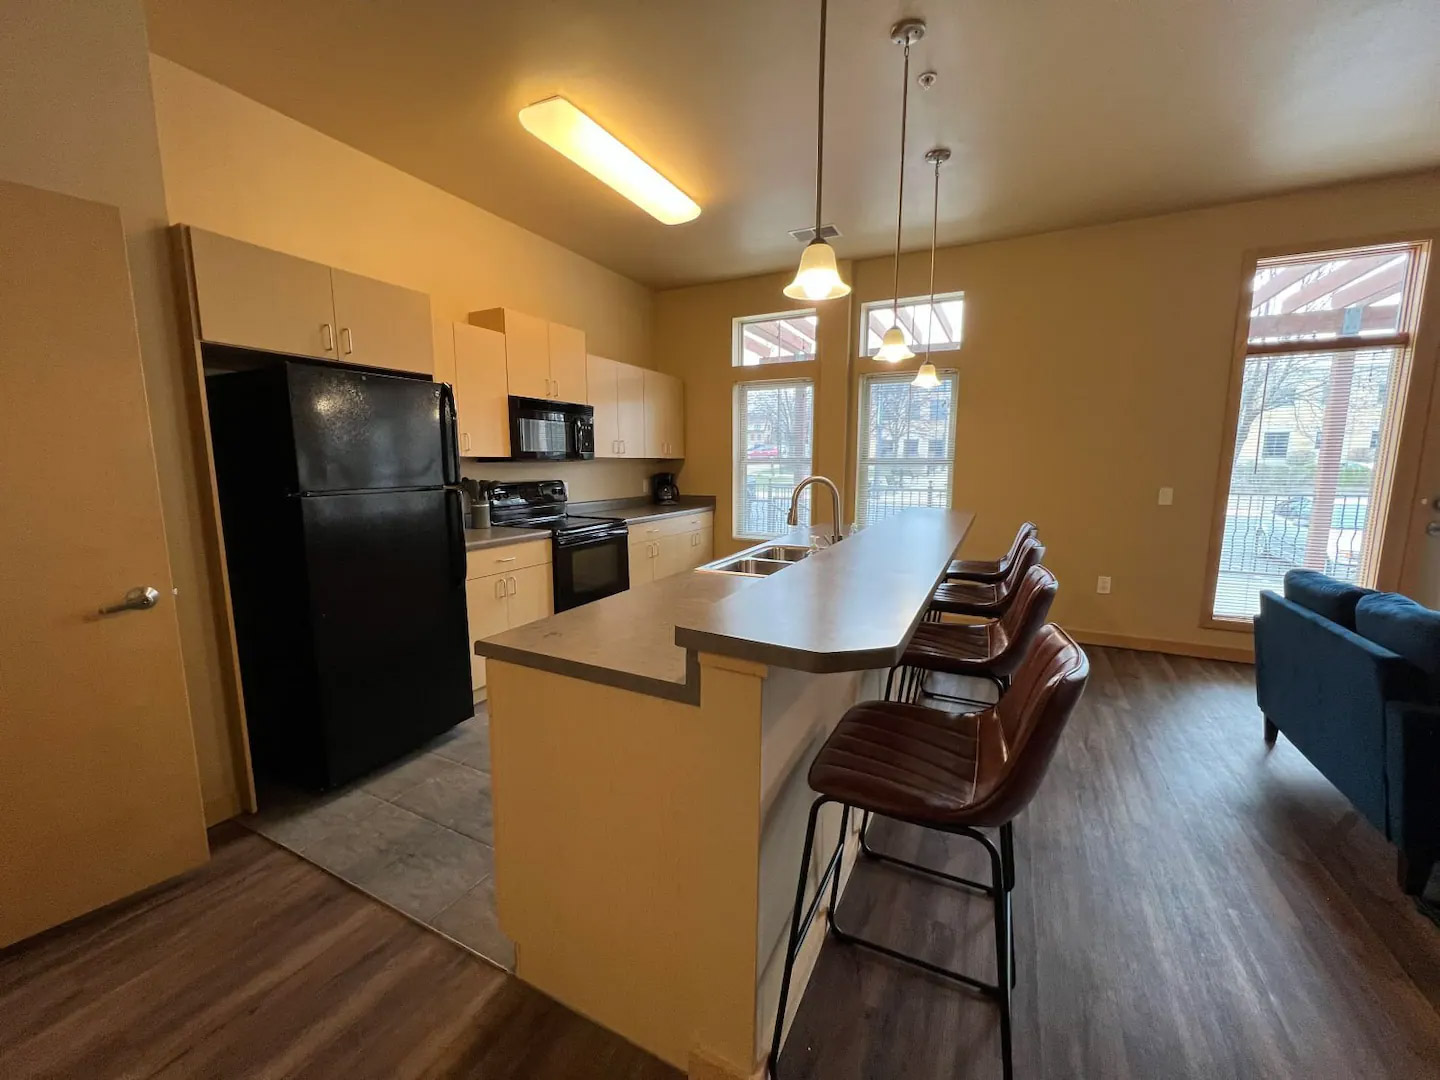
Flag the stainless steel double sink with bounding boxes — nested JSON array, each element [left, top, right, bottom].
[[697, 544, 814, 578]]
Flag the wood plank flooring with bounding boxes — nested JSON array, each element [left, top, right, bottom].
[[779, 648, 1440, 1079], [0, 823, 679, 1080]]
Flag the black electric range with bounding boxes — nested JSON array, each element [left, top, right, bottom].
[[486, 480, 630, 611]]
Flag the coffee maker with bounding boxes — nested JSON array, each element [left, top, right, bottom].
[[650, 472, 679, 504]]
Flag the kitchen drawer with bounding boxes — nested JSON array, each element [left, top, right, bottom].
[[629, 510, 712, 540], [466, 539, 551, 579]]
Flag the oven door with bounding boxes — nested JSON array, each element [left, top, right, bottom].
[[552, 526, 630, 612]]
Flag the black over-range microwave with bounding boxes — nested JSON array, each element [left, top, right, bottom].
[[508, 396, 595, 461]]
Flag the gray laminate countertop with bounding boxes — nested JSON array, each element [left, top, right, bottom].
[[475, 507, 975, 702], [464, 525, 547, 551], [567, 495, 716, 524]]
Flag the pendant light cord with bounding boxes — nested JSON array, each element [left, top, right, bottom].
[[813, 0, 828, 233], [926, 154, 940, 354], [891, 42, 911, 320]]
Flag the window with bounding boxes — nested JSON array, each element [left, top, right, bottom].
[[1208, 242, 1426, 621], [855, 370, 958, 526], [1261, 431, 1291, 458], [734, 379, 814, 538], [860, 292, 964, 357], [733, 311, 818, 367]]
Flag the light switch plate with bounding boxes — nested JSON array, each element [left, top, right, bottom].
[[1097, 575, 1112, 595], [1158, 487, 1174, 506]]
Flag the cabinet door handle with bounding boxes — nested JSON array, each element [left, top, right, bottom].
[[496, 556, 517, 563], [508, 575, 517, 594], [619, 440, 626, 455], [340, 326, 354, 355], [321, 323, 335, 352], [494, 578, 505, 599], [461, 432, 471, 453]]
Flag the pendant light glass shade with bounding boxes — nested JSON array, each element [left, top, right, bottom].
[[783, 238, 851, 300], [875, 325, 915, 363], [911, 361, 940, 388]]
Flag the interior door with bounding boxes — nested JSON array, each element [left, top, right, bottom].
[[454, 323, 511, 458], [330, 267, 433, 375], [0, 181, 208, 947], [616, 360, 647, 457], [587, 354, 620, 457], [548, 321, 588, 404], [1407, 348, 1440, 608], [188, 227, 337, 360]]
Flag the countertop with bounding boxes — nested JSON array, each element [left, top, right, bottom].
[[463, 497, 714, 551], [476, 507, 975, 702]]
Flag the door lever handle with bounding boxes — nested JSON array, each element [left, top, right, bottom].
[[1427, 521, 1440, 537], [99, 586, 160, 615]]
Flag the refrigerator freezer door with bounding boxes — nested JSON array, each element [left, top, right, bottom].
[[301, 488, 472, 786], [287, 363, 448, 492]]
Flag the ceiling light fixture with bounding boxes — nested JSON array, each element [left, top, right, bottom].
[[784, 0, 850, 301], [913, 147, 950, 389], [518, 96, 700, 225], [875, 19, 925, 363]]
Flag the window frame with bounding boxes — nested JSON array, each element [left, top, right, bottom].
[[1200, 238, 1432, 631], [733, 377, 816, 541], [731, 310, 819, 368], [858, 291, 966, 358], [853, 368, 960, 527]]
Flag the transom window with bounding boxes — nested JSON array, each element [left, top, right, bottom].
[[1208, 241, 1427, 621], [855, 370, 958, 526], [732, 311, 818, 367], [860, 292, 964, 357], [734, 379, 814, 539]]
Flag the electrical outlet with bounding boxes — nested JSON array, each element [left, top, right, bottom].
[[642, 478, 650, 495], [1158, 486, 1174, 506], [1096, 575, 1112, 595]]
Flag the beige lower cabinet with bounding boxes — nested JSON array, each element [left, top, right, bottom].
[[627, 511, 713, 587], [465, 540, 553, 693]]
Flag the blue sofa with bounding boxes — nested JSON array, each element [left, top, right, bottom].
[[1255, 570, 1440, 895]]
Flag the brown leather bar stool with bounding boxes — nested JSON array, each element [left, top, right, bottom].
[[948, 521, 1038, 582], [890, 562, 1058, 714], [767, 626, 1089, 1080], [930, 536, 1045, 619]]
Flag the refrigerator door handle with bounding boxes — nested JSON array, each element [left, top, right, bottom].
[[445, 488, 466, 586], [439, 381, 461, 483]]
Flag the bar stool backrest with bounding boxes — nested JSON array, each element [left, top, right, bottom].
[[967, 624, 1089, 826], [990, 566, 1059, 677], [996, 537, 1045, 599], [1001, 522, 1040, 570]]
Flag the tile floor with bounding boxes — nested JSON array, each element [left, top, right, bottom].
[[246, 705, 514, 968]]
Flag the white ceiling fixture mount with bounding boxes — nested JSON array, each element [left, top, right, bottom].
[[518, 96, 700, 225], [876, 18, 925, 363], [784, 0, 851, 302], [913, 146, 950, 389]]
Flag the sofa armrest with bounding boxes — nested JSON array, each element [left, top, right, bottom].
[[1385, 701, 1440, 853]]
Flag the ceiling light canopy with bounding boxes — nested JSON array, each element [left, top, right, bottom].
[[519, 96, 700, 225], [785, 0, 850, 302]]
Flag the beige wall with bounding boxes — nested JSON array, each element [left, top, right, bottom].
[[149, 55, 653, 366], [0, 0, 245, 823], [654, 171, 1440, 658]]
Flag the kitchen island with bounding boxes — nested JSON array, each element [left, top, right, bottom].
[[476, 507, 974, 1079]]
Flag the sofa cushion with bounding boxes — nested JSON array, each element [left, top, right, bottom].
[[1355, 593, 1440, 700], [1282, 569, 1374, 629]]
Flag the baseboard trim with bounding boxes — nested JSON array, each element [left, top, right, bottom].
[[1070, 629, 1255, 664]]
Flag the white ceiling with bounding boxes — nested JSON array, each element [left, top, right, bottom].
[[144, 0, 1440, 288]]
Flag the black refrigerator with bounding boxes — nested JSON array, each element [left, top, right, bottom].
[[207, 362, 473, 791]]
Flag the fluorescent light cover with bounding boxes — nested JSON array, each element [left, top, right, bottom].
[[519, 97, 700, 225]]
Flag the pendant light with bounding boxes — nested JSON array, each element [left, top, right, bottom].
[[912, 146, 950, 389], [784, 0, 850, 301], [875, 19, 925, 363]]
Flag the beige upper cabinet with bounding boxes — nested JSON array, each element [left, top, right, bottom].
[[185, 227, 432, 375], [470, 307, 587, 404], [588, 354, 621, 457], [643, 369, 685, 458], [617, 361, 647, 457], [548, 322, 588, 404], [452, 322, 511, 458], [330, 268, 433, 375], [188, 228, 336, 360]]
